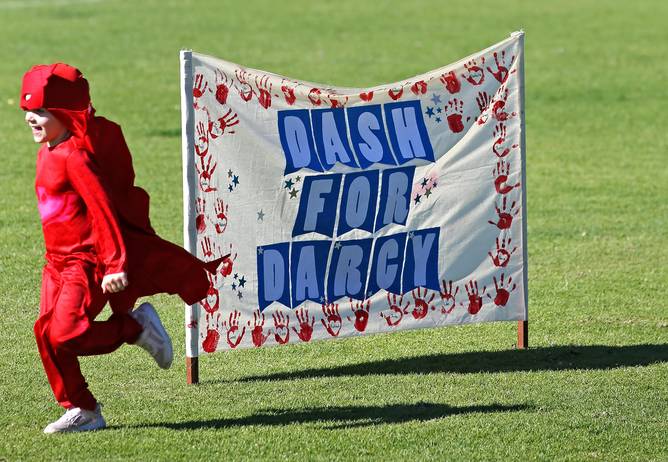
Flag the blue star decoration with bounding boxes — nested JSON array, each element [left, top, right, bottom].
[[435, 117, 442, 123], [238, 276, 246, 288], [421, 178, 428, 187], [227, 172, 240, 192], [436, 107, 442, 113], [425, 107, 435, 118], [430, 93, 442, 105], [414, 194, 422, 204], [233, 273, 238, 279], [231, 282, 237, 291], [284, 179, 294, 189], [237, 291, 243, 300]]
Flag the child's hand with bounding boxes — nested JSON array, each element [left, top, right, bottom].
[[102, 272, 128, 294]]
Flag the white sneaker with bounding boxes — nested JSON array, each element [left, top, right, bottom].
[[131, 302, 173, 369], [43, 404, 106, 434]]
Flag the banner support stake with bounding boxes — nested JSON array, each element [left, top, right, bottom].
[[180, 49, 200, 384], [518, 320, 528, 349], [512, 30, 529, 350]]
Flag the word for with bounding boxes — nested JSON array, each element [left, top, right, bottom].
[[294, 166, 415, 237]]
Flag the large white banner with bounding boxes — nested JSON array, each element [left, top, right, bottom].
[[180, 32, 527, 355]]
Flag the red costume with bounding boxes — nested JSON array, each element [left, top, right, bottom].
[[22, 63, 221, 411]]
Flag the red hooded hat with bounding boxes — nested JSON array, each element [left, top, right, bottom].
[[20, 63, 95, 151]]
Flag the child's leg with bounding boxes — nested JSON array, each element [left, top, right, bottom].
[[34, 262, 142, 410]]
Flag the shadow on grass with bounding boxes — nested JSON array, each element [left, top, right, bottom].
[[221, 344, 668, 384], [121, 402, 531, 430]]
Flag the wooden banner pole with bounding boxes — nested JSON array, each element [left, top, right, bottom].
[[186, 356, 199, 384], [180, 49, 200, 385], [517, 320, 528, 349]]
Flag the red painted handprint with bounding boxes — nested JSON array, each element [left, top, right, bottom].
[[248, 310, 270, 347], [196, 197, 206, 234], [491, 87, 516, 122], [347, 298, 370, 332], [488, 196, 519, 230], [410, 80, 428, 95], [213, 197, 228, 234], [407, 287, 436, 320], [196, 155, 217, 193], [192, 73, 209, 108], [487, 273, 517, 307], [195, 121, 209, 158], [208, 108, 239, 139], [222, 310, 246, 349], [214, 69, 232, 105], [439, 280, 459, 315], [461, 57, 485, 86], [201, 271, 220, 314], [388, 86, 404, 101], [445, 98, 465, 133], [327, 94, 349, 108], [234, 69, 254, 102], [273, 311, 290, 345], [492, 160, 520, 194], [440, 71, 461, 94], [308, 87, 322, 106], [462, 280, 486, 315], [488, 234, 517, 268], [486, 51, 516, 84], [281, 79, 297, 105], [220, 244, 237, 277], [292, 307, 316, 342], [492, 123, 518, 158], [381, 293, 407, 327], [200, 235, 215, 259], [255, 75, 272, 109], [359, 91, 374, 102], [475, 91, 491, 125], [321, 303, 342, 337], [201, 313, 222, 353]]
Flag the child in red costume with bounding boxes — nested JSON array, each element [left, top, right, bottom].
[[21, 63, 225, 434]]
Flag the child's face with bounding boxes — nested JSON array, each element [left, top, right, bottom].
[[24, 109, 68, 146]]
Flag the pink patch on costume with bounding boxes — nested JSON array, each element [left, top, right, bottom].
[[36, 186, 79, 225]]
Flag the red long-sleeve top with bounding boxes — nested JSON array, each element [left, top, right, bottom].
[[34, 117, 223, 311], [35, 135, 126, 275]]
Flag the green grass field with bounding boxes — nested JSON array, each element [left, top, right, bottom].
[[1, 0, 667, 460]]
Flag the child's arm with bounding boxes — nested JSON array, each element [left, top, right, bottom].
[[66, 149, 128, 284]]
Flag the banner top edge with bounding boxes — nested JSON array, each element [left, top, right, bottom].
[[186, 33, 522, 93]]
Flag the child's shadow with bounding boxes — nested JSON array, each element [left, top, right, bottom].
[[119, 402, 532, 431]]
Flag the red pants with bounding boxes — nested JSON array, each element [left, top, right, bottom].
[[34, 257, 142, 410]]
